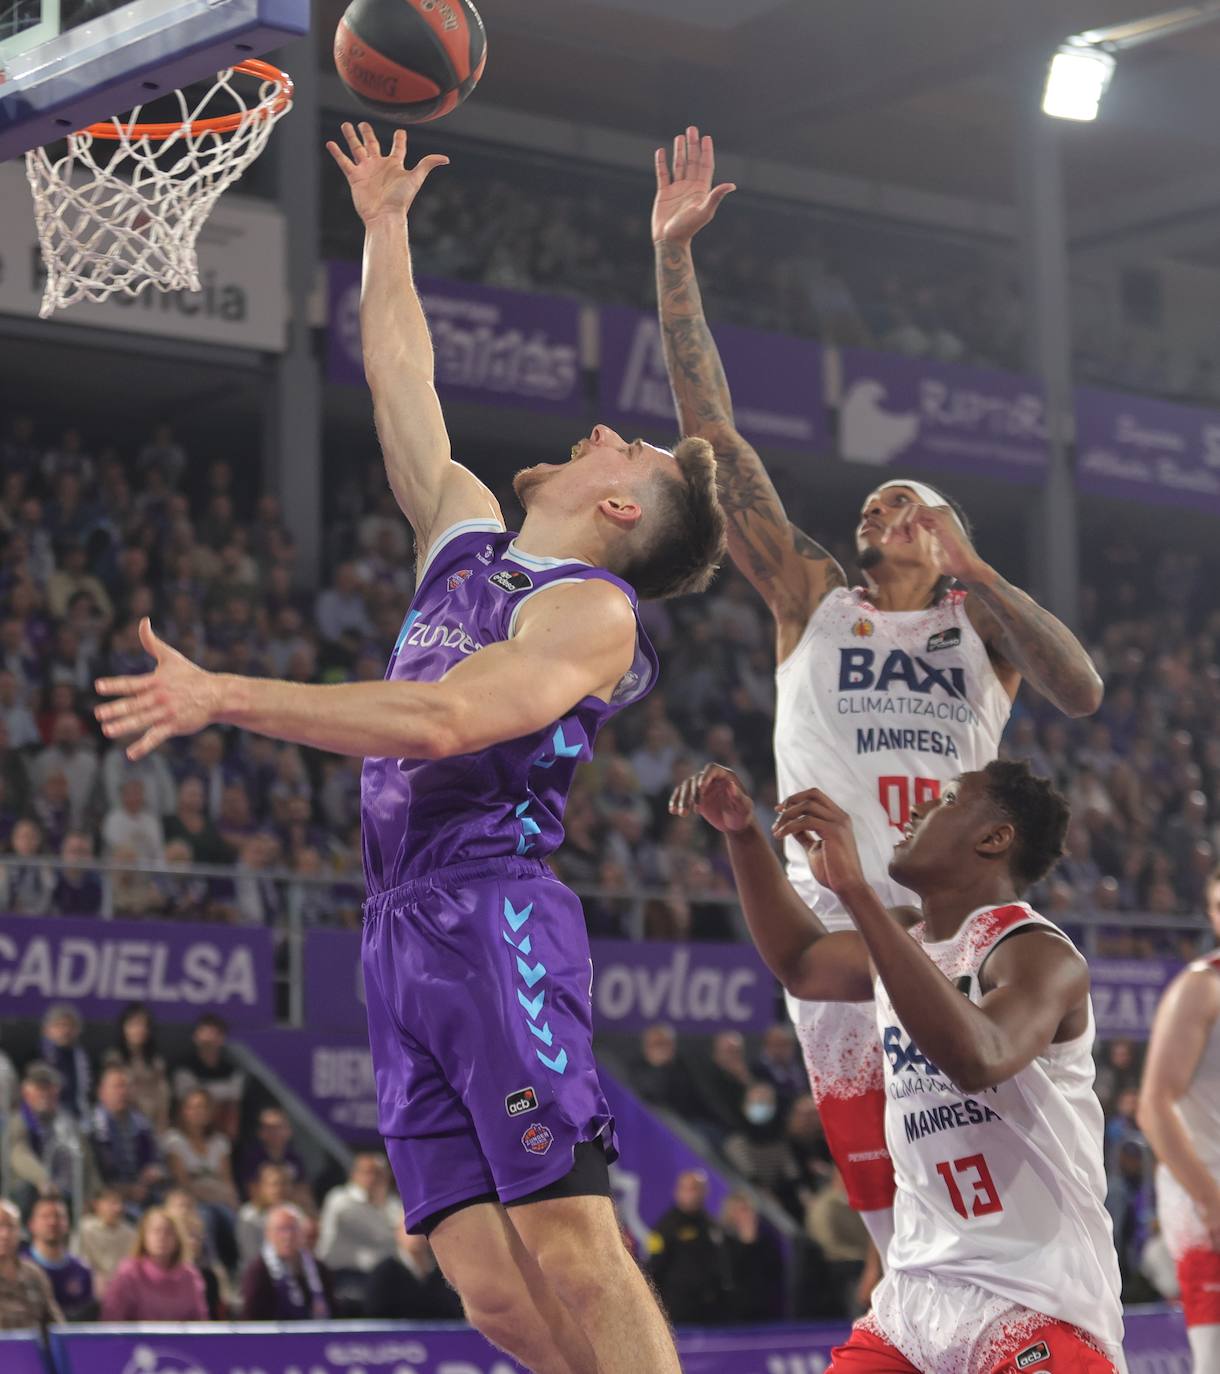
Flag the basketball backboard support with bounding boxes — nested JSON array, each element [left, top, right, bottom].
[[0, 0, 309, 160]]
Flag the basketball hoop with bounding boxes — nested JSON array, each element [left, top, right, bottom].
[[24, 59, 294, 319]]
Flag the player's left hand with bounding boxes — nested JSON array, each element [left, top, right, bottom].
[[772, 788, 867, 896], [882, 502, 986, 583], [94, 618, 219, 760]]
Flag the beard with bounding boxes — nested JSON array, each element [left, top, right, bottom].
[[857, 543, 884, 572]]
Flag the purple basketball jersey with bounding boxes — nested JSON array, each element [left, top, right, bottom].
[[360, 519, 658, 895]]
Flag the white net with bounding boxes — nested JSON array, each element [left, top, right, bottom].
[[24, 61, 292, 318]]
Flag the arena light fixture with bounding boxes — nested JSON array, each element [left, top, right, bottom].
[[1043, 4, 1220, 121], [1042, 40, 1116, 121]]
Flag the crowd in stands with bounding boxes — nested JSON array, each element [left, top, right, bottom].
[[0, 1003, 461, 1330], [322, 135, 1220, 407], [1, 403, 1218, 1327]]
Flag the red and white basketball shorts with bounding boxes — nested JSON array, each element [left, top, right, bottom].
[[1158, 1165, 1220, 1328], [789, 994, 895, 1212], [828, 1319, 1120, 1373]]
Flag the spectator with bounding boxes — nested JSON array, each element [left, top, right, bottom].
[[240, 1205, 335, 1321], [101, 777, 165, 866], [315, 562, 372, 651], [629, 1024, 699, 1117], [365, 1228, 462, 1321], [752, 1024, 807, 1108], [163, 776, 234, 865], [804, 1166, 873, 1317], [0, 818, 54, 915], [719, 1192, 784, 1323], [161, 1088, 240, 1270], [89, 1064, 165, 1208], [690, 1031, 754, 1136], [5, 1062, 100, 1216], [99, 740, 175, 818], [316, 1154, 402, 1303], [29, 713, 97, 819], [22, 1196, 96, 1321], [38, 1003, 92, 1120], [171, 1014, 246, 1138], [164, 1188, 229, 1320], [47, 540, 113, 623], [0, 670, 40, 749], [1106, 1138, 1156, 1298], [237, 1163, 292, 1270], [75, 1190, 136, 1298], [0, 1200, 62, 1331], [101, 1208, 207, 1321], [722, 1083, 801, 1211], [1094, 1039, 1141, 1116], [647, 1170, 730, 1325], [106, 842, 162, 918], [51, 831, 104, 917], [239, 1107, 312, 1207], [107, 1003, 172, 1134]]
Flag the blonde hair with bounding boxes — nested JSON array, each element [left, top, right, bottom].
[[132, 1206, 186, 1267]]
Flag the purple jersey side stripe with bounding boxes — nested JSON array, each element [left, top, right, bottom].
[[359, 525, 658, 896]]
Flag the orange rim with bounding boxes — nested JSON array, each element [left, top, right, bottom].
[[81, 59, 293, 140]]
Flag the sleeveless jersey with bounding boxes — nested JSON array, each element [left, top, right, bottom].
[[360, 519, 658, 895], [1156, 951, 1220, 1262], [875, 902, 1124, 1352], [774, 585, 1011, 930]]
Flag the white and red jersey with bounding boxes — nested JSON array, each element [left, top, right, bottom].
[[872, 901, 1124, 1358], [1156, 951, 1220, 1265], [774, 585, 1011, 932]]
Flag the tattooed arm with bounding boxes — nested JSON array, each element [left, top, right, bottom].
[[652, 127, 844, 652], [884, 500, 1104, 718], [962, 570, 1104, 718]]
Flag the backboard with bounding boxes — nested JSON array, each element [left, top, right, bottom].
[[0, 0, 308, 159]]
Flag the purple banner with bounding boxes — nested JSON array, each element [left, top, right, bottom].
[[327, 262, 584, 413], [0, 913, 273, 1026], [242, 1028, 378, 1146], [1090, 957, 1180, 1041], [598, 305, 824, 450], [304, 929, 776, 1036], [1076, 384, 1220, 513], [49, 1311, 1187, 1373], [0, 1333, 46, 1374], [839, 349, 1048, 482]]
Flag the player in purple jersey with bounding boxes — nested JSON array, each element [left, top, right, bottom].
[[94, 123, 725, 1374]]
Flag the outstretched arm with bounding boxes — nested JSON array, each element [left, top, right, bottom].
[[327, 123, 501, 562], [652, 128, 844, 644], [95, 589, 635, 762], [774, 788, 1090, 1092], [669, 766, 873, 1001], [1137, 966, 1220, 1249], [881, 501, 1103, 717]]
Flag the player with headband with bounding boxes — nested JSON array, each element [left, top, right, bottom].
[[651, 125, 1104, 1254]]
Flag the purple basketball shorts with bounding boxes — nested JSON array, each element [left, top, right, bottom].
[[361, 856, 619, 1233]]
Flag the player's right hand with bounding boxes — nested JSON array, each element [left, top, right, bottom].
[[326, 123, 449, 225], [669, 763, 754, 834], [652, 125, 736, 245]]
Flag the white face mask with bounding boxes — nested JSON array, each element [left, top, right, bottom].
[[744, 1101, 776, 1126]]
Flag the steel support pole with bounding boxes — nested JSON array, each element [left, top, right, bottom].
[[1014, 65, 1081, 628], [266, 34, 323, 587]]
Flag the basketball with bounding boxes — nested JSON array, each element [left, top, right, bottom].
[[334, 0, 486, 123]]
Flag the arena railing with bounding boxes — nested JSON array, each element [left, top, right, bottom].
[[0, 853, 1209, 1027]]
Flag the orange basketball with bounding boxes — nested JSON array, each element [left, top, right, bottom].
[[334, 0, 487, 123]]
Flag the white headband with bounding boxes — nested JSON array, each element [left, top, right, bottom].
[[875, 479, 967, 536]]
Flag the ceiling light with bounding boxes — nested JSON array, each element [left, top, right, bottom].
[[1042, 41, 1117, 121]]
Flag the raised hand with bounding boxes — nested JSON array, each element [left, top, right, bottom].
[[652, 125, 736, 245], [669, 763, 754, 834], [772, 788, 867, 897], [882, 502, 985, 583], [94, 618, 219, 761], [325, 122, 449, 225]]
